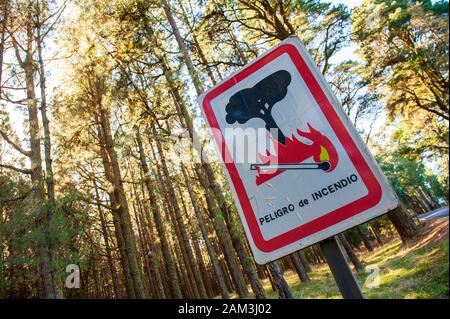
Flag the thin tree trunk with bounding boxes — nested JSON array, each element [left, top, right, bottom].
[[162, 0, 203, 95], [267, 262, 294, 299], [181, 164, 230, 299], [313, 244, 325, 264], [290, 253, 310, 283], [369, 221, 384, 246], [97, 122, 135, 298], [160, 76, 249, 297], [93, 180, 122, 298], [0, 0, 8, 98], [136, 175, 166, 298], [298, 251, 312, 272], [157, 7, 256, 298], [151, 124, 210, 298], [135, 130, 182, 298], [98, 108, 148, 298], [226, 212, 266, 298], [337, 234, 363, 272], [132, 199, 153, 297], [18, 13, 57, 298], [356, 225, 374, 252], [36, 4, 62, 299], [36, 10, 55, 202], [177, 183, 215, 298], [160, 4, 251, 263], [194, 164, 249, 298], [149, 127, 207, 298]]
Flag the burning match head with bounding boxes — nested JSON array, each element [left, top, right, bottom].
[[319, 161, 331, 171]]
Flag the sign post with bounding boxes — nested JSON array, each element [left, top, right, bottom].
[[319, 236, 365, 299], [199, 36, 398, 298]]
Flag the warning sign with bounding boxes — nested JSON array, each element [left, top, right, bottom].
[[199, 37, 398, 264]]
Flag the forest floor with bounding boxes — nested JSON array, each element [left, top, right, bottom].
[[260, 217, 449, 299]]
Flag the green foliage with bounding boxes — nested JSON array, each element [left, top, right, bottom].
[[353, 0, 449, 162], [376, 148, 448, 207], [0, 171, 86, 297], [443, 239, 449, 256]]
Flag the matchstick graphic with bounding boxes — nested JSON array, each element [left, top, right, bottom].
[[250, 161, 331, 173]]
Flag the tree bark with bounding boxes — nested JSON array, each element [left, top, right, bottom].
[[149, 124, 208, 298], [226, 212, 266, 298], [97, 122, 135, 298], [267, 261, 294, 299], [17, 12, 57, 298], [298, 251, 312, 272], [0, 0, 8, 98], [290, 253, 310, 283], [98, 108, 148, 298], [93, 180, 122, 298], [356, 225, 374, 252], [387, 206, 419, 243], [136, 179, 166, 298], [337, 234, 363, 272], [369, 221, 384, 246], [181, 164, 230, 299], [194, 164, 249, 298], [162, 0, 203, 95], [135, 130, 182, 298]]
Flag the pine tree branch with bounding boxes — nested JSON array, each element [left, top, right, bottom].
[[0, 129, 32, 157], [0, 163, 32, 174]]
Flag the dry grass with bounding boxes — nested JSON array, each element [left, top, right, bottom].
[[259, 218, 449, 299]]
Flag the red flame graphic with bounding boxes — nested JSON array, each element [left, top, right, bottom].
[[256, 123, 339, 185]]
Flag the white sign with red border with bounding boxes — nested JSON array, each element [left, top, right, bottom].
[[199, 37, 398, 264]]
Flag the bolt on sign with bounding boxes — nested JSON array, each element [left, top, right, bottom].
[[199, 37, 398, 264]]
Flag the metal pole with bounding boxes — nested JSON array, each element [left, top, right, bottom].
[[319, 236, 365, 299]]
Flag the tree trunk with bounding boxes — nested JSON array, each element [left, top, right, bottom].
[[298, 251, 312, 272], [0, 0, 8, 98], [161, 183, 201, 298], [36, 11, 55, 203], [369, 221, 384, 246], [337, 234, 363, 272], [387, 206, 419, 243], [98, 108, 148, 298], [290, 253, 310, 283], [159, 6, 255, 276], [97, 123, 135, 298], [135, 130, 182, 298], [93, 180, 122, 299], [132, 196, 154, 297], [160, 74, 249, 298], [194, 163, 249, 298], [36, 17, 62, 298], [136, 179, 166, 298], [313, 244, 325, 264], [356, 225, 374, 252], [149, 125, 208, 298], [226, 213, 266, 298], [267, 262, 294, 299], [180, 165, 230, 299], [190, 228, 214, 298], [19, 14, 57, 298], [162, 0, 203, 95]]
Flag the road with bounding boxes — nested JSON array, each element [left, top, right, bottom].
[[418, 206, 449, 221]]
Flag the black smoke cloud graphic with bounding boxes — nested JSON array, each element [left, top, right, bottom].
[[225, 70, 291, 145]]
